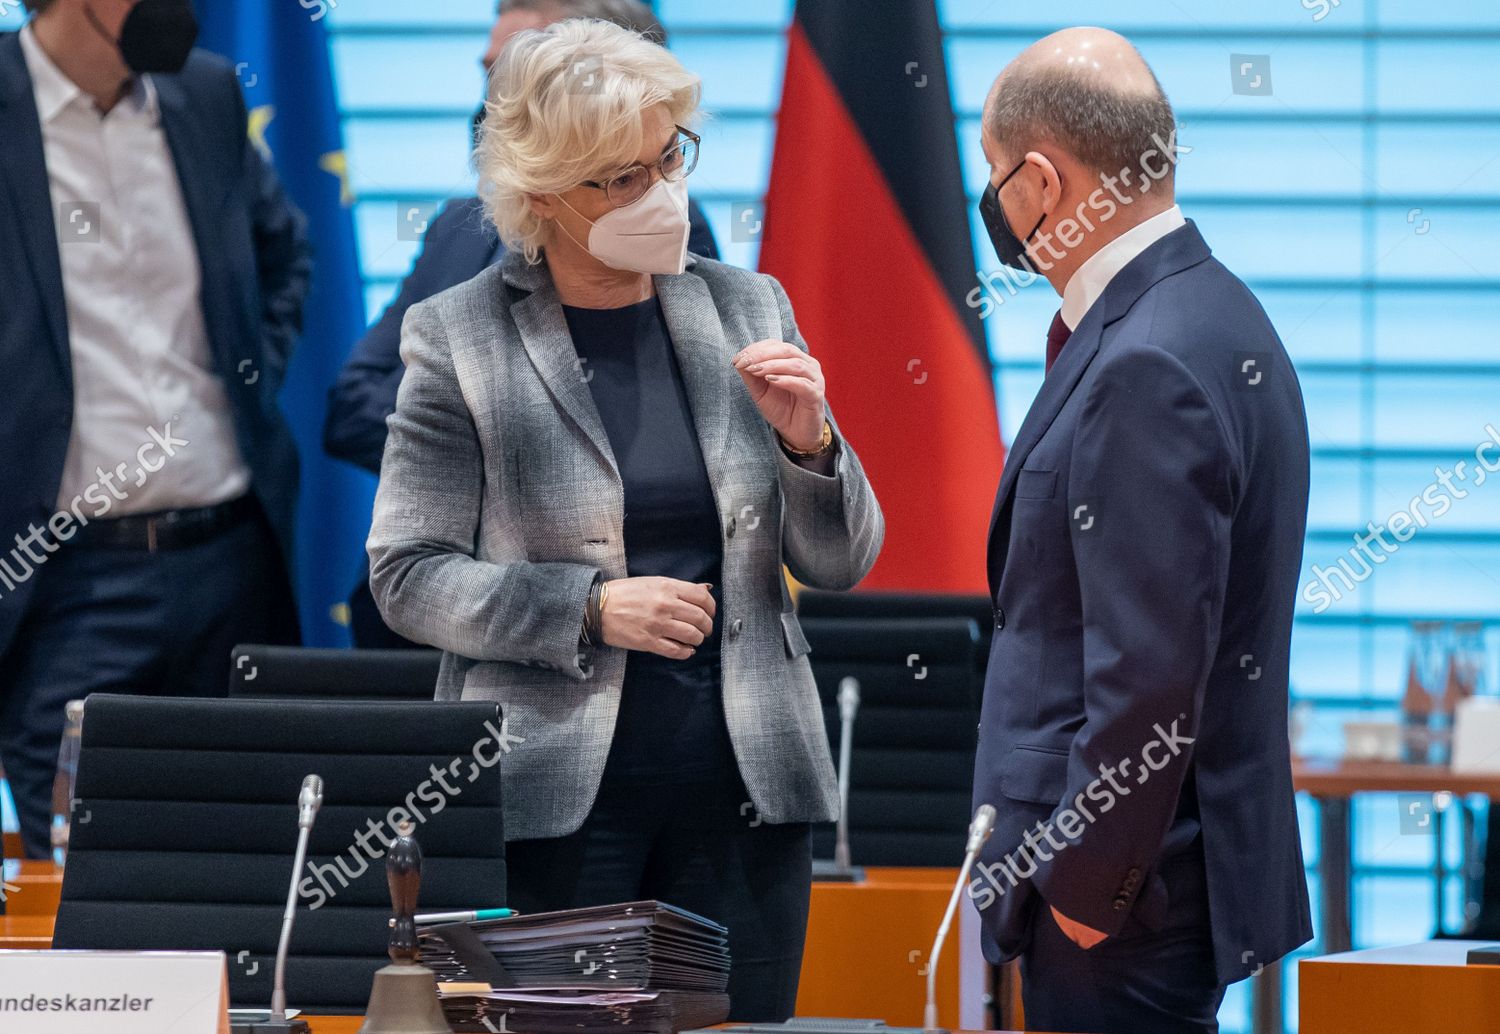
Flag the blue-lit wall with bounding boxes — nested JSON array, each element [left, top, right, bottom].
[[4, 1, 1498, 1030]]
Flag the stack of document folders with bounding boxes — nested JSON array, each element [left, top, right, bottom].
[[418, 900, 733, 1033]]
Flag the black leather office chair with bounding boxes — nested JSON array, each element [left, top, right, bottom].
[[802, 615, 983, 866], [796, 589, 995, 671], [52, 695, 507, 1013], [228, 644, 441, 700]]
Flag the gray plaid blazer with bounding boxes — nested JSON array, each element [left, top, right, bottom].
[[368, 251, 884, 841]]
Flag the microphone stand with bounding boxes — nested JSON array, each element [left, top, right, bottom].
[[813, 677, 864, 882], [237, 775, 321, 1034], [676, 807, 999, 1034], [923, 804, 995, 1031]]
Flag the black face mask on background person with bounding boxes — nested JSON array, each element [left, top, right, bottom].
[[85, 0, 200, 76], [979, 157, 1049, 273]]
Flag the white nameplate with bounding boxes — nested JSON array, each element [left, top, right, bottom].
[[0, 950, 229, 1033]]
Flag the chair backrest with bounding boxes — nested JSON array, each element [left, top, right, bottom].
[[52, 694, 507, 1013], [795, 590, 995, 672], [228, 645, 441, 699], [802, 616, 983, 867]]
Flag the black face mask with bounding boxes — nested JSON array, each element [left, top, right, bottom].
[[86, 0, 199, 75], [979, 158, 1047, 273]]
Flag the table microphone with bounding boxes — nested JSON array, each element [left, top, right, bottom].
[[833, 677, 860, 871], [267, 775, 323, 1030], [922, 803, 996, 1031]]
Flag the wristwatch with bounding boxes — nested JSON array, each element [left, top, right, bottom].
[[780, 419, 834, 459]]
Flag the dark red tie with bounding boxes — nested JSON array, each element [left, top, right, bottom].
[[1045, 310, 1072, 373]]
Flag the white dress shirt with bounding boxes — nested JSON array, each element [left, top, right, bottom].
[[21, 24, 250, 516], [1059, 205, 1187, 331]]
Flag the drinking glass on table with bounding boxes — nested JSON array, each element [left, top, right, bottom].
[[1401, 621, 1447, 764], [49, 699, 85, 866], [1448, 622, 1488, 702]]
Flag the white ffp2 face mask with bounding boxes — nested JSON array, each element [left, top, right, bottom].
[[557, 176, 692, 276]]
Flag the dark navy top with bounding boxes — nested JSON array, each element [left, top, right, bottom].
[[563, 297, 737, 783]]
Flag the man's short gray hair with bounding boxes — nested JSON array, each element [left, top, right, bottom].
[[985, 64, 1177, 181], [500, 0, 667, 44]]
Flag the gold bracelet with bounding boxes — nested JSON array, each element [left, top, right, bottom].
[[780, 419, 834, 459], [582, 575, 606, 647]]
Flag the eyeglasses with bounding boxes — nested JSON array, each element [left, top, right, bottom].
[[582, 126, 701, 208]]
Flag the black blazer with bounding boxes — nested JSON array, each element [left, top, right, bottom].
[[0, 34, 310, 657], [971, 222, 1314, 986]]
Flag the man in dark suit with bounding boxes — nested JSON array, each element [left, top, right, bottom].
[[968, 28, 1312, 1033], [0, 0, 307, 857], [324, 0, 718, 647]]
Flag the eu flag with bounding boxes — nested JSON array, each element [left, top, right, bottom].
[[197, 2, 370, 646]]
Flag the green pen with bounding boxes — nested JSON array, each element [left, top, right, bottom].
[[400, 908, 518, 926]]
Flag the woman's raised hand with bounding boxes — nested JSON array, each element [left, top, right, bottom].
[[732, 340, 827, 453]]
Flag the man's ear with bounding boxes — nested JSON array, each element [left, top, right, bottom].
[[1025, 151, 1064, 215]]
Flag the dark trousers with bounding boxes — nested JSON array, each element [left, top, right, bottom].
[[0, 508, 294, 858], [1021, 842, 1225, 1034], [504, 772, 812, 1022]]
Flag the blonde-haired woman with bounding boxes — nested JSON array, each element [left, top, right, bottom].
[[368, 19, 883, 1019]]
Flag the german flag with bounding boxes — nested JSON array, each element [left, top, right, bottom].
[[760, 0, 1004, 593]]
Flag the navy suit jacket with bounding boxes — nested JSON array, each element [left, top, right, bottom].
[[324, 195, 720, 473], [0, 34, 310, 659], [971, 221, 1313, 986]]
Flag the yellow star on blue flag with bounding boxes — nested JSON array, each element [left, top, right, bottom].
[[197, 0, 371, 647], [248, 104, 275, 157], [319, 150, 355, 207]]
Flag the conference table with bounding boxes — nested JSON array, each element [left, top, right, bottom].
[[0, 857, 62, 951], [1293, 757, 1500, 954], [799, 866, 985, 1029], [0, 914, 53, 950], [1233, 759, 1500, 1034], [1299, 940, 1500, 1033], [296, 1024, 1048, 1034], [10, 758, 1500, 1033], [0, 861, 984, 1027], [0, 857, 62, 917]]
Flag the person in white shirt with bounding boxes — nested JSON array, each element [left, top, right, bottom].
[[0, 0, 310, 859], [970, 27, 1312, 1033]]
